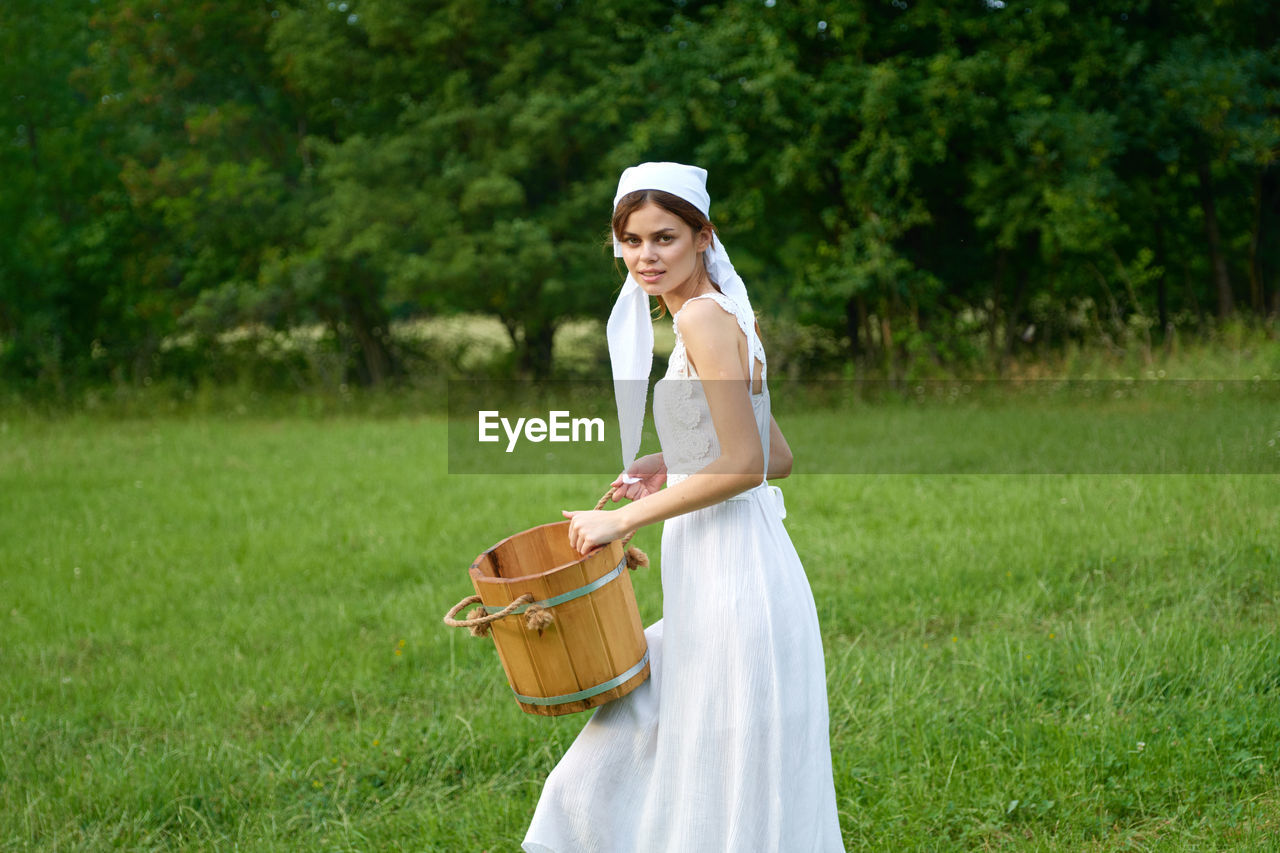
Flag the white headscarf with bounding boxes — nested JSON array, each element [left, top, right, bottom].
[[606, 162, 757, 482]]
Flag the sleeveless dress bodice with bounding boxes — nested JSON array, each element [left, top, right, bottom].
[[654, 291, 771, 482]]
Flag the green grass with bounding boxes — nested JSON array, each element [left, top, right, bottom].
[[1, 410, 1277, 850]]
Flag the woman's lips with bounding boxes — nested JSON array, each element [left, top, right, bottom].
[[638, 269, 664, 283]]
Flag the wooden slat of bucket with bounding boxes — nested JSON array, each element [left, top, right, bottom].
[[525, 543, 624, 715], [473, 569, 577, 710], [509, 525, 586, 708], [516, 523, 559, 580], [472, 523, 575, 706], [468, 552, 543, 708], [582, 549, 648, 708], [525, 534, 648, 715]]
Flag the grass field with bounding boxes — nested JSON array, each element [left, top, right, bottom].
[[1, 407, 1277, 851]]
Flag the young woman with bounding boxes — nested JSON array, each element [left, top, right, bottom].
[[523, 162, 843, 852]]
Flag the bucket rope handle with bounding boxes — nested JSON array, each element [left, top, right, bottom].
[[444, 485, 649, 638], [443, 593, 542, 637], [594, 485, 649, 570]]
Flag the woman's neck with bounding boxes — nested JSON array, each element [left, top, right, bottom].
[[662, 269, 716, 317]]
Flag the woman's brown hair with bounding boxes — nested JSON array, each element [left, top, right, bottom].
[[611, 189, 719, 318]]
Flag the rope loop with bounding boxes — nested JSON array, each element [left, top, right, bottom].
[[524, 603, 555, 634], [443, 593, 535, 636], [594, 484, 641, 553], [624, 546, 649, 570]]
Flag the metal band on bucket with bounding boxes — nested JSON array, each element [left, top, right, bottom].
[[512, 650, 651, 706], [481, 556, 628, 617]]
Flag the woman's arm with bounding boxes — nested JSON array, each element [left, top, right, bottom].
[[563, 299, 764, 554], [607, 452, 666, 502], [608, 298, 763, 525], [767, 415, 792, 480]]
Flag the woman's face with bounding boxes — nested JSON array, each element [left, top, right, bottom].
[[617, 202, 711, 298]]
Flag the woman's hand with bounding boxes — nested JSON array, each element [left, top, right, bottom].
[[561, 508, 632, 556], [608, 452, 667, 502]]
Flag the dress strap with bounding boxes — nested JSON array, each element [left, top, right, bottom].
[[673, 291, 768, 384]]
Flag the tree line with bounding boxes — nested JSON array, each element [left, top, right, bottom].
[[2, 0, 1277, 386]]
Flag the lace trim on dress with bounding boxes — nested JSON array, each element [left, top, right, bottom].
[[663, 368, 712, 464], [673, 425, 711, 465], [671, 291, 768, 386]]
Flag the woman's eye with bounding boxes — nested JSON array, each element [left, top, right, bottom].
[[659, 234, 673, 242]]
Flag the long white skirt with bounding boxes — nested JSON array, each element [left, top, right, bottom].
[[523, 484, 844, 852]]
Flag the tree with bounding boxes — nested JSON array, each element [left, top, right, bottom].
[[0, 1, 137, 386], [265, 0, 683, 379]]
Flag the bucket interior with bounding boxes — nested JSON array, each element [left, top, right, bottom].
[[473, 520, 584, 581]]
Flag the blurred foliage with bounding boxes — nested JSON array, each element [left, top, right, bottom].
[[1, 0, 1277, 391]]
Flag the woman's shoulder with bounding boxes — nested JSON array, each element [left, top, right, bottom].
[[675, 291, 762, 351], [673, 291, 742, 326], [675, 297, 748, 374], [672, 293, 741, 339]]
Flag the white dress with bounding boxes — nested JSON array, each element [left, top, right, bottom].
[[523, 291, 843, 853]]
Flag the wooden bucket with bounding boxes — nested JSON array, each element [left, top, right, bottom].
[[444, 520, 650, 716]]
